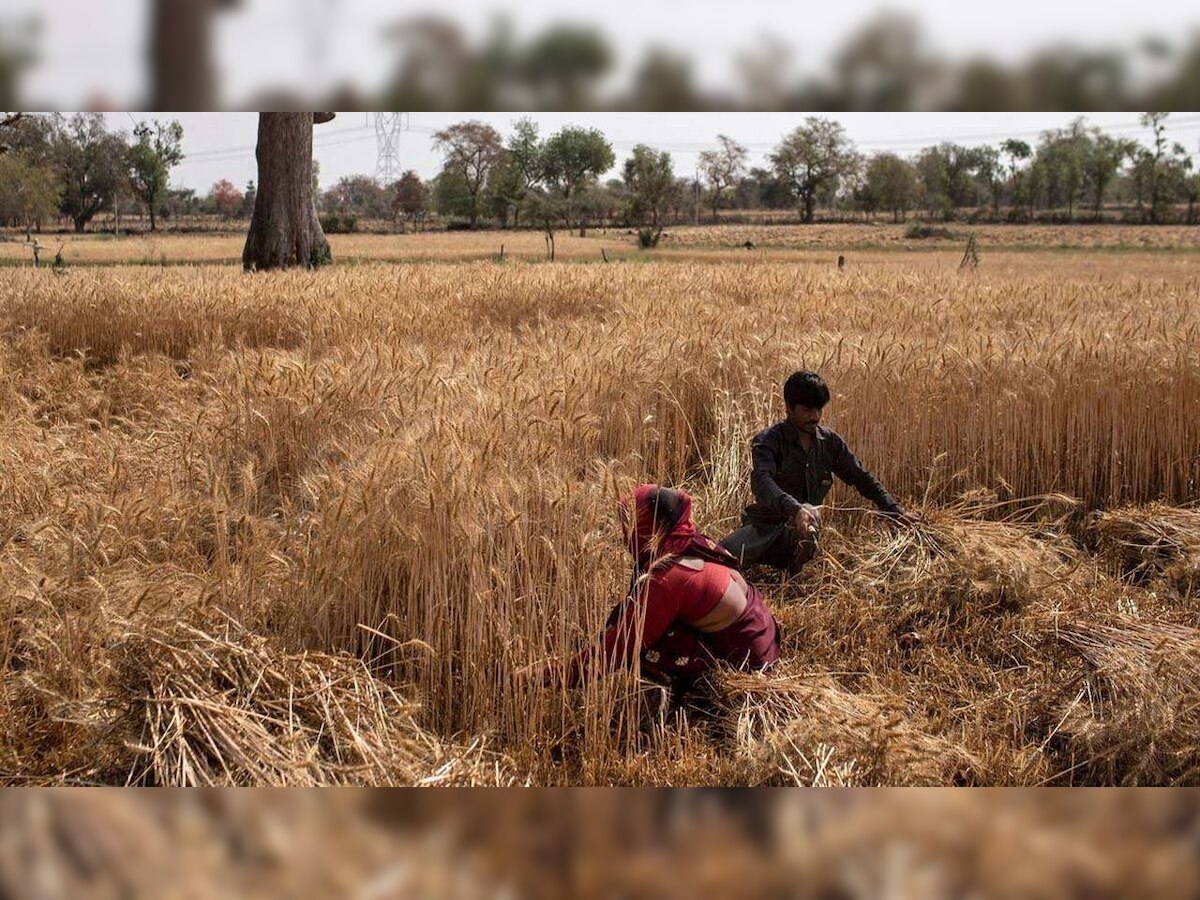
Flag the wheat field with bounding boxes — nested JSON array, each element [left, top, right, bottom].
[[1, 250, 1198, 785]]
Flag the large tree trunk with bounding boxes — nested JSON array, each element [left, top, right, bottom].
[[243, 113, 333, 272]]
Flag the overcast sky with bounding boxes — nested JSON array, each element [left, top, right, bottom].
[[97, 112, 1200, 196]]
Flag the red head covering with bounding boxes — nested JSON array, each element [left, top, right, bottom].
[[618, 483, 699, 569]]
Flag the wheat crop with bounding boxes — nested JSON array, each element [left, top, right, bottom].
[[1, 252, 1198, 784]]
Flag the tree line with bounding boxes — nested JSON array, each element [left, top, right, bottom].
[[340, 113, 1200, 235], [0, 113, 187, 235], [4, 112, 1197, 238], [415, 114, 1200, 232]]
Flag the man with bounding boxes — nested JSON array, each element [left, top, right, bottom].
[[721, 370, 912, 574]]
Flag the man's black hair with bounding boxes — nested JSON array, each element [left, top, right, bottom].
[[783, 370, 830, 410]]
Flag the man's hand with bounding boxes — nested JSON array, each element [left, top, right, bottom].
[[889, 510, 923, 530], [794, 503, 820, 538]]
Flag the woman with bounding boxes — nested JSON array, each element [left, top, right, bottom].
[[534, 484, 781, 690]]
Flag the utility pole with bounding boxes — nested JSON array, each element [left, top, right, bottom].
[[693, 163, 700, 226]]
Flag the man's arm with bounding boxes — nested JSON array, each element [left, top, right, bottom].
[[829, 433, 906, 517], [749, 431, 803, 520]]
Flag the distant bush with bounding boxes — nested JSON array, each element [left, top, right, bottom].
[[319, 213, 358, 234], [905, 223, 957, 240]]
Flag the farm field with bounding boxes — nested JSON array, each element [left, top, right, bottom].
[[656, 222, 1200, 251], [1, 239, 1198, 786], [3, 223, 1200, 269]]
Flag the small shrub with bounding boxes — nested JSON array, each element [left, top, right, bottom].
[[905, 223, 957, 240]]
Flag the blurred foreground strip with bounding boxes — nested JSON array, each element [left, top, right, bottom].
[[0, 790, 1198, 899]]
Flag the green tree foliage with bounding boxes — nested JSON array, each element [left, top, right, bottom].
[[769, 117, 857, 223], [863, 152, 918, 222], [127, 119, 184, 232], [0, 150, 60, 232], [484, 156, 522, 227], [52, 113, 129, 233], [539, 125, 615, 235], [1138, 112, 1171, 224], [1036, 118, 1091, 220], [1085, 132, 1137, 220], [432, 120, 505, 228], [431, 167, 474, 221], [622, 144, 674, 248], [504, 117, 544, 227]]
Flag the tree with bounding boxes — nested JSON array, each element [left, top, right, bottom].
[[740, 166, 792, 210], [0, 151, 60, 234], [483, 155, 521, 227], [243, 113, 335, 272], [915, 146, 950, 219], [52, 113, 128, 233], [524, 189, 565, 260], [539, 126, 615, 236], [769, 117, 857, 223], [698, 134, 749, 222], [127, 118, 184, 232], [1, 112, 49, 161], [320, 175, 391, 220], [974, 145, 1003, 216], [505, 117, 544, 227], [863, 152, 918, 222], [1036, 119, 1090, 221], [1163, 141, 1198, 225], [1001, 139, 1032, 218], [432, 120, 505, 228], [1140, 112, 1170, 224], [622, 144, 675, 248], [239, 180, 256, 219], [1176, 142, 1200, 226], [431, 167, 473, 221], [1085, 132, 1136, 221], [393, 170, 429, 229], [209, 178, 243, 219]]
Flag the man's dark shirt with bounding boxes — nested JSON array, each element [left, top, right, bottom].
[[743, 420, 905, 527]]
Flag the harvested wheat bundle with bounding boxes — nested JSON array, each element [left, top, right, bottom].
[[801, 509, 1088, 667], [712, 667, 982, 786], [1087, 504, 1200, 595], [845, 510, 1081, 613], [107, 617, 515, 787], [1054, 618, 1200, 785]]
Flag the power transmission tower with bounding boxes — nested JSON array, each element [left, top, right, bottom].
[[374, 113, 409, 185]]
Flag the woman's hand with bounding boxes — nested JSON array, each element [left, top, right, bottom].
[[515, 658, 563, 687]]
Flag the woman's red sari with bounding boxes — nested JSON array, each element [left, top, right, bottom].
[[568, 484, 781, 686]]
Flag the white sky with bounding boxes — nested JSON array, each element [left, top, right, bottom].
[[97, 112, 1200, 196]]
